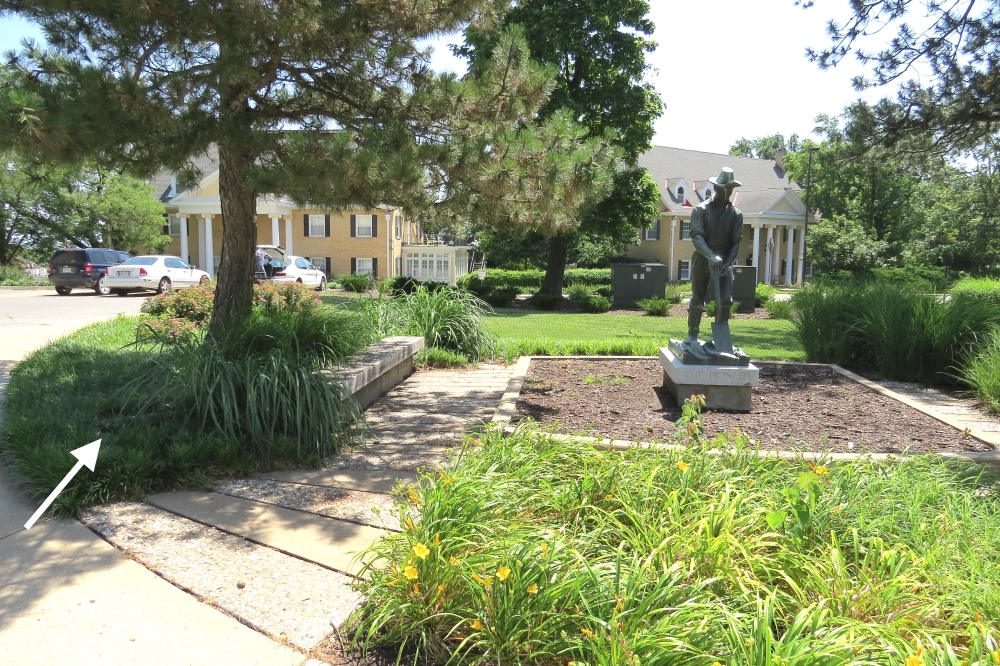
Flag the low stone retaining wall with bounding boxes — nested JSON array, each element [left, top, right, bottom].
[[332, 336, 425, 409]]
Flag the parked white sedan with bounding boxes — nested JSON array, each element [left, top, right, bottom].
[[103, 255, 210, 295], [271, 255, 326, 290]]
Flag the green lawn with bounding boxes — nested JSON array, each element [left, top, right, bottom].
[[484, 309, 803, 361]]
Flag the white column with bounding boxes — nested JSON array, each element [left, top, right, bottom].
[[669, 218, 677, 281], [284, 217, 293, 255], [197, 217, 207, 272], [179, 215, 189, 265], [797, 225, 807, 285], [203, 215, 214, 277], [751, 224, 761, 283], [785, 226, 795, 286], [764, 226, 774, 286], [271, 216, 280, 246]]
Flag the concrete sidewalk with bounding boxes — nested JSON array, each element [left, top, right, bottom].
[[0, 316, 305, 665]]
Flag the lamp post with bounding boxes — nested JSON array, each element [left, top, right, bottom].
[[802, 146, 820, 283]]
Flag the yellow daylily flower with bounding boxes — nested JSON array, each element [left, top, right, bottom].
[[527, 584, 539, 595], [404, 564, 418, 580], [412, 543, 430, 560], [677, 461, 690, 472], [496, 566, 511, 581], [470, 618, 484, 630]]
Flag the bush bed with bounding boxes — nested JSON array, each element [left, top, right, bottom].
[[352, 414, 1000, 665], [457, 268, 612, 293], [950, 277, 1000, 310], [792, 280, 1000, 384], [636, 296, 672, 316], [0, 264, 36, 286]]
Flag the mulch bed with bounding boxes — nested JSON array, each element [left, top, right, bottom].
[[514, 358, 992, 454]]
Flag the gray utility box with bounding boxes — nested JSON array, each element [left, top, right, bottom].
[[731, 265, 757, 313], [612, 263, 667, 309]]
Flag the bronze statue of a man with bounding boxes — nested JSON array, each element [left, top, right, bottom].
[[683, 167, 744, 355]]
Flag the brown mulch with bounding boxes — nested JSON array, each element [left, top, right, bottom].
[[513, 358, 993, 454]]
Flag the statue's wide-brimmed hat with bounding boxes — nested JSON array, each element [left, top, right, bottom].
[[709, 167, 742, 188]]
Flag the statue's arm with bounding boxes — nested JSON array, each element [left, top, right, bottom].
[[690, 208, 722, 267], [722, 212, 744, 268]]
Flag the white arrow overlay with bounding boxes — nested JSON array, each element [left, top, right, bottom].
[[24, 439, 101, 530]]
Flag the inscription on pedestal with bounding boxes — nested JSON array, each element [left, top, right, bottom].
[[679, 368, 754, 384]]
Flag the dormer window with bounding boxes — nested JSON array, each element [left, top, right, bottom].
[[705, 188, 713, 199], [677, 186, 684, 200]]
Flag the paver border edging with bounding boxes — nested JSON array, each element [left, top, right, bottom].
[[489, 355, 1000, 467]]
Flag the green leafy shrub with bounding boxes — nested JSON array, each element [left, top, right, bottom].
[[351, 420, 1000, 665], [456, 268, 611, 293], [356, 286, 494, 361], [755, 283, 775, 307], [793, 280, 1000, 383], [663, 282, 685, 304], [594, 286, 611, 298], [528, 292, 562, 310], [0, 264, 35, 286], [765, 299, 794, 320], [338, 273, 372, 293], [253, 280, 323, 315], [383, 276, 449, 295], [951, 277, 1000, 310], [141, 283, 215, 324], [566, 284, 593, 305], [581, 295, 611, 313], [636, 296, 673, 316], [705, 300, 739, 318]]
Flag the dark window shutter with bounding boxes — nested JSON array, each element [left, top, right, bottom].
[[325, 257, 331, 275], [351, 258, 356, 274], [678, 260, 683, 278], [162, 224, 169, 235], [325, 215, 330, 237], [679, 223, 683, 241], [372, 215, 378, 237], [372, 257, 378, 277], [350, 215, 356, 237], [303, 215, 309, 237], [654, 220, 661, 240]]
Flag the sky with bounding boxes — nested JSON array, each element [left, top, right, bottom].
[[0, 0, 924, 156]]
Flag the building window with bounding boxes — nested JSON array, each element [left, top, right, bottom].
[[394, 215, 401, 239], [644, 220, 660, 241], [678, 260, 691, 281], [705, 188, 712, 199], [679, 222, 691, 241], [793, 229, 798, 243], [355, 214, 374, 238], [355, 258, 373, 275], [781, 259, 787, 276], [168, 215, 182, 236], [677, 186, 685, 200], [396, 256, 402, 276], [805, 261, 813, 277], [310, 257, 329, 275], [308, 214, 326, 237], [435, 254, 450, 281]]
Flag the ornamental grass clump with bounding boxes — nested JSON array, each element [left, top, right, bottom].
[[351, 403, 1000, 665], [355, 285, 495, 361]]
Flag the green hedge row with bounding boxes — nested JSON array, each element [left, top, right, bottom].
[[950, 277, 1000, 308], [457, 268, 611, 292]]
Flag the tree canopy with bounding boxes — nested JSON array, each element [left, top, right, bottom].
[[463, 0, 663, 293], [0, 154, 166, 265], [807, 0, 1000, 155], [729, 133, 800, 161], [0, 0, 614, 334]]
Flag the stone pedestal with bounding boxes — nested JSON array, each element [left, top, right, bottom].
[[659, 348, 758, 412]]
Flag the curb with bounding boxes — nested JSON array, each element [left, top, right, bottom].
[[0, 285, 52, 291], [491, 355, 1000, 466]]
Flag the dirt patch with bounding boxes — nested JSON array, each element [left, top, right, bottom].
[[513, 358, 992, 454]]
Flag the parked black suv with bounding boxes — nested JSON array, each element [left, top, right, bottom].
[[48, 248, 132, 295]]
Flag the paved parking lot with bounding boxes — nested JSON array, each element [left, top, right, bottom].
[[0, 289, 149, 362]]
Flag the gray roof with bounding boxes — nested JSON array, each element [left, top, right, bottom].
[[148, 146, 220, 203], [638, 146, 800, 214]]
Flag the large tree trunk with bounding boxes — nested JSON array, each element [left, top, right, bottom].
[[208, 143, 258, 340], [539, 236, 569, 296]]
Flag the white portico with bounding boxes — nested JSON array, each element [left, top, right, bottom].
[[628, 146, 814, 285]]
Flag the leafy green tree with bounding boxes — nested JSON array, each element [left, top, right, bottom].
[[729, 133, 800, 160], [0, 2, 612, 336], [463, 0, 663, 295], [0, 154, 165, 265]]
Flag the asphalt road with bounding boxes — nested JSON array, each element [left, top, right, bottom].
[[0, 289, 150, 362]]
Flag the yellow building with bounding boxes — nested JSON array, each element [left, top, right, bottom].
[[151, 151, 471, 286], [628, 147, 812, 285]]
